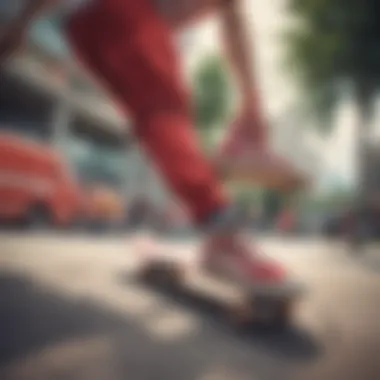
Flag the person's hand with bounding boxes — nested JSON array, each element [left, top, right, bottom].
[[0, 24, 26, 66]]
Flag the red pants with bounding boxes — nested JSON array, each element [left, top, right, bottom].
[[65, 0, 227, 223]]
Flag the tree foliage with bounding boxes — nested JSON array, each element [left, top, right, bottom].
[[262, 189, 288, 220], [192, 55, 232, 139], [285, 0, 380, 132]]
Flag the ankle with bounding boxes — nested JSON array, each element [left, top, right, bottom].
[[199, 205, 241, 234]]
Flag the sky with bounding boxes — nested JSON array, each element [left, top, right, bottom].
[[180, 0, 362, 192]]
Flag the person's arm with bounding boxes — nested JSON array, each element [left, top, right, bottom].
[[220, 0, 264, 122]]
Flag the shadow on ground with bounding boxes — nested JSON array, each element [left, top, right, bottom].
[[352, 252, 380, 274], [0, 271, 306, 380], [119, 271, 321, 363]]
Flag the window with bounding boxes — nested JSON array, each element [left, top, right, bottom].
[[65, 135, 127, 190], [29, 17, 70, 60], [0, 120, 48, 142], [0, 106, 51, 142]]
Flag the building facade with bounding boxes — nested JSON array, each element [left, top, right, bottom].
[[0, 12, 176, 206]]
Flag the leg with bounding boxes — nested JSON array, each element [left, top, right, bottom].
[[154, 0, 223, 28], [66, 0, 287, 284], [65, 0, 227, 223]]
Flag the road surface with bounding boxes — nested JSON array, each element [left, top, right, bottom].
[[0, 233, 379, 380]]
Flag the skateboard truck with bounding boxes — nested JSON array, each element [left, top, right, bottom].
[[137, 257, 304, 330]]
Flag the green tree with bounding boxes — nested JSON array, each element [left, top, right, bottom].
[[285, 0, 380, 193], [192, 55, 232, 148], [262, 189, 288, 222]]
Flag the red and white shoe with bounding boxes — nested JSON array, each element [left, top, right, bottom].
[[201, 233, 288, 290], [214, 119, 307, 190]]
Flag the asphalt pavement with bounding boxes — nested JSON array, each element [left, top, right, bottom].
[[0, 232, 379, 380]]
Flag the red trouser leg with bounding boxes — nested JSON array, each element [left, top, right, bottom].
[[136, 113, 228, 223], [65, 0, 228, 223]]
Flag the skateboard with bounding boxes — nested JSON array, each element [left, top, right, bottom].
[[136, 253, 305, 330]]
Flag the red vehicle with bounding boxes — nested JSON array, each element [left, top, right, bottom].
[[86, 184, 125, 229], [0, 132, 86, 228]]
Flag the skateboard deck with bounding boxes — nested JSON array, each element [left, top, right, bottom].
[[135, 252, 305, 329]]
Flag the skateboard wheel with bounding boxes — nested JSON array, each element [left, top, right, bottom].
[[255, 297, 292, 329], [227, 300, 254, 328], [167, 262, 185, 283], [272, 299, 292, 327], [139, 260, 183, 286]]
